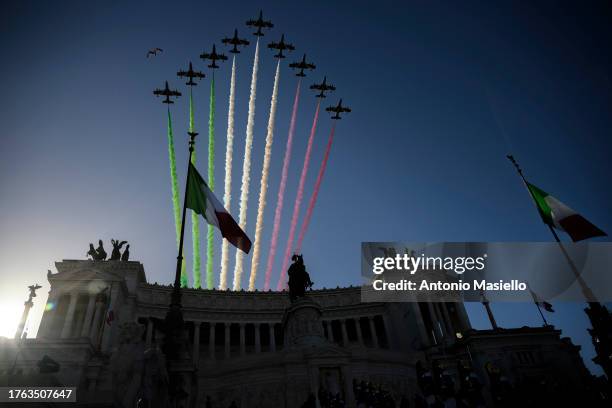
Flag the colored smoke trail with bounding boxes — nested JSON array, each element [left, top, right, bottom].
[[190, 89, 200, 288], [206, 75, 216, 289], [167, 108, 181, 248], [167, 107, 188, 287], [296, 123, 336, 252], [220, 56, 236, 290], [233, 39, 260, 290], [263, 79, 302, 290], [249, 60, 281, 291], [276, 101, 321, 291]]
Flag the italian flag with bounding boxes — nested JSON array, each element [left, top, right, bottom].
[[186, 163, 252, 253], [526, 181, 606, 242]]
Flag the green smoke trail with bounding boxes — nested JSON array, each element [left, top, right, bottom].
[[167, 107, 187, 287], [190, 88, 201, 289], [206, 75, 216, 289]]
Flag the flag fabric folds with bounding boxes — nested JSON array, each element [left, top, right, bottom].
[[526, 182, 606, 242], [186, 162, 252, 254]]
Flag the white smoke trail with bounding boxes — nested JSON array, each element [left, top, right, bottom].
[[233, 39, 260, 290], [220, 56, 237, 290], [248, 60, 281, 291]]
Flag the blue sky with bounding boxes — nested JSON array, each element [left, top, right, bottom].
[[0, 0, 610, 374]]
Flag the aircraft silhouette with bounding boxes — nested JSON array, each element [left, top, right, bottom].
[[246, 10, 273, 36], [153, 81, 182, 104], [326, 99, 351, 120], [268, 34, 295, 59], [177, 62, 205, 86], [222, 29, 250, 54], [289, 54, 316, 77], [146, 47, 163, 58], [200, 44, 228, 69], [310, 76, 336, 98]]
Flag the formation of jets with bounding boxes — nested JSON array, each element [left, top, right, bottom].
[[153, 11, 351, 119], [326, 99, 351, 120], [222, 29, 250, 54], [177, 62, 205, 86], [153, 81, 182, 104], [146, 47, 163, 58], [289, 54, 316, 77], [268, 34, 295, 59], [200, 44, 228, 69], [310, 76, 336, 98], [246, 10, 273, 36]]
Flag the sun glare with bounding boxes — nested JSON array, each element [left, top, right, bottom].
[[0, 301, 21, 338]]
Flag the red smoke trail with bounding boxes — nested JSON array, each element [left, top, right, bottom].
[[276, 100, 321, 291], [296, 123, 336, 252], [264, 79, 301, 290]]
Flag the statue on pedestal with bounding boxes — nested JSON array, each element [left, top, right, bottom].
[[288, 254, 313, 301], [121, 244, 130, 261]]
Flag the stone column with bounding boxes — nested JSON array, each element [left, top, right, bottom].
[[327, 321, 335, 343], [381, 314, 393, 349], [89, 296, 105, 345], [269, 324, 276, 352], [145, 319, 154, 348], [80, 294, 97, 337], [209, 323, 216, 360], [412, 302, 430, 347], [15, 299, 33, 339], [341, 365, 356, 407], [193, 322, 201, 365], [239, 323, 246, 355], [355, 318, 364, 345], [254, 323, 261, 353], [224, 323, 230, 359], [340, 319, 349, 346], [368, 316, 379, 348], [60, 293, 79, 339], [37, 293, 58, 338]]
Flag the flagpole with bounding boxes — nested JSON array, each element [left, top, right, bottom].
[[508, 155, 612, 380], [534, 301, 548, 327], [527, 282, 549, 326], [480, 290, 498, 330], [546, 225, 597, 302], [162, 130, 198, 406], [171, 131, 198, 306], [506, 155, 597, 302]]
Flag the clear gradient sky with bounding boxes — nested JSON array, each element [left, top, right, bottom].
[[1, 0, 610, 375]]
